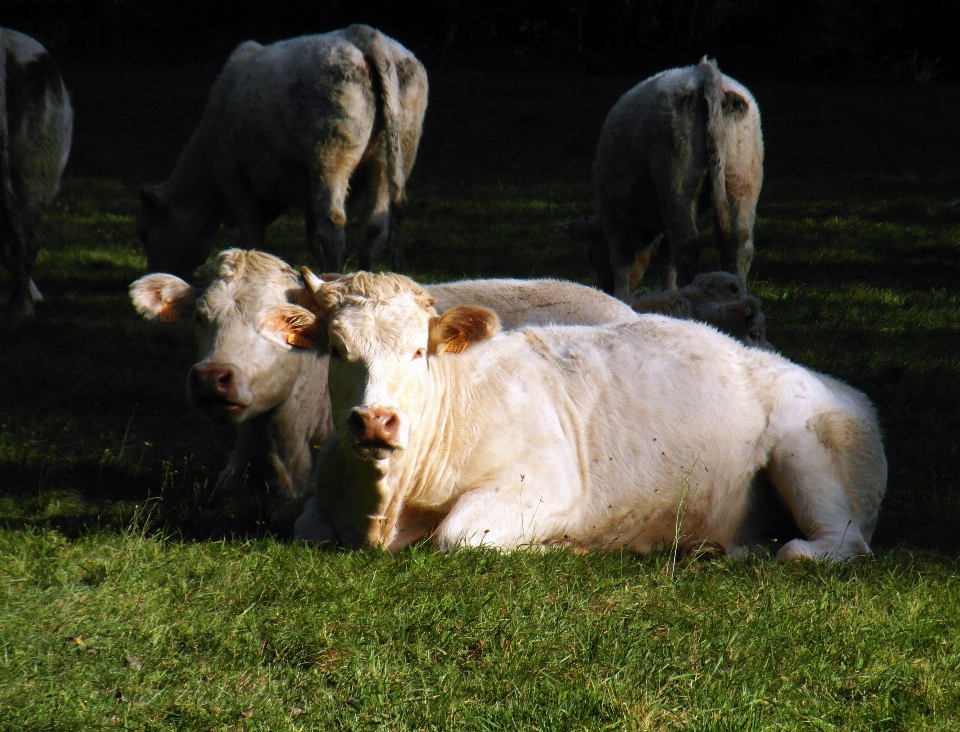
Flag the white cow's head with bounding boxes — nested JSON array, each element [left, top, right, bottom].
[[129, 249, 324, 423], [260, 269, 500, 466]]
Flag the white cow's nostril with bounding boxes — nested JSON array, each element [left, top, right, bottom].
[[350, 407, 400, 444]]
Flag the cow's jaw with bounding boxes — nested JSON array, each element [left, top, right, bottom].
[[190, 291, 303, 424]]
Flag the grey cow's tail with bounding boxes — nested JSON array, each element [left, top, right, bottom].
[[341, 24, 405, 214], [700, 57, 734, 245]]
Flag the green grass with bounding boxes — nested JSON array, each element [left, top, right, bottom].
[[2, 536, 959, 730], [2, 55, 960, 728]]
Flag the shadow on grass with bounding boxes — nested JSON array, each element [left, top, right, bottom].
[[0, 462, 300, 544]]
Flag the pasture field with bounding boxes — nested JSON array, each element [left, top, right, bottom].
[[2, 51, 960, 729]]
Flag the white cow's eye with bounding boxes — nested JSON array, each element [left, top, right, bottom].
[[412, 348, 425, 360]]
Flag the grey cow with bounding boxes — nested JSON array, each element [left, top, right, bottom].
[[0, 28, 73, 316], [137, 25, 428, 279], [593, 58, 763, 301]]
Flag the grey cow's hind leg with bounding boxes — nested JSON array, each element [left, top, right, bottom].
[[599, 201, 647, 303], [660, 183, 703, 288], [355, 156, 392, 272], [308, 146, 363, 273], [305, 206, 343, 275]]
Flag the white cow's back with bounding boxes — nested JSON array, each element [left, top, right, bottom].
[[428, 278, 638, 329]]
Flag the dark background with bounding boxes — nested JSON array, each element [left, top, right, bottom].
[[3, 0, 959, 81]]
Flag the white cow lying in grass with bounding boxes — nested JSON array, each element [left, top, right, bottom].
[[593, 58, 763, 300], [632, 271, 772, 351], [136, 24, 428, 279], [130, 250, 639, 498], [0, 27, 73, 316], [285, 271, 886, 562]]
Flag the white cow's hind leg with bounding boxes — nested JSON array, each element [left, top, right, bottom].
[[766, 428, 871, 562]]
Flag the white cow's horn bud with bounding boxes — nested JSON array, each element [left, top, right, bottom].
[[301, 267, 325, 296]]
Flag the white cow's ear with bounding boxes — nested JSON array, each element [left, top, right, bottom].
[[259, 304, 326, 349], [429, 306, 501, 355], [129, 274, 197, 323]]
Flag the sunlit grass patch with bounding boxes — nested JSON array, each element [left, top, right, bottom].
[[0, 537, 957, 729]]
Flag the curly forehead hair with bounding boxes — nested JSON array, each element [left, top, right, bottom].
[[193, 249, 297, 286], [315, 272, 436, 311]]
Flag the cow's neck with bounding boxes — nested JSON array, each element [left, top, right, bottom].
[[382, 354, 485, 512], [165, 128, 227, 224], [262, 353, 332, 498]]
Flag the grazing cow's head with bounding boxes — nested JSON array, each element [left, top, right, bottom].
[[697, 295, 772, 351], [556, 215, 657, 295], [136, 184, 219, 279], [556, 216, 612, 293], [687, 272, 772, 351], [262, 270, 500, 465], [130, 249, 324, 423], [689, 271, 746, 301]]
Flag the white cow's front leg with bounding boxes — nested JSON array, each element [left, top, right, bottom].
[[433, 479, 576, 551], [294, 496, 338, 544]]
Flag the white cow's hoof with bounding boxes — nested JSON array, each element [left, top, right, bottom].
[[776, 536, 871, 563]]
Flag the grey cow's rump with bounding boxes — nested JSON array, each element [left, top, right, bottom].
[[592, 58, 763, 301]]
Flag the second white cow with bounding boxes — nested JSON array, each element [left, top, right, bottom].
[[284, 271, 885, 562]]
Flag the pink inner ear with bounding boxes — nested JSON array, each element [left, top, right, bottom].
[[261, 304, 325, 349], [157, 304, 180, 323]]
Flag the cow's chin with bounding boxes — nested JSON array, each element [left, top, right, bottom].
[[350, 440, 398, 463], [193, 399, 251, 423]]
